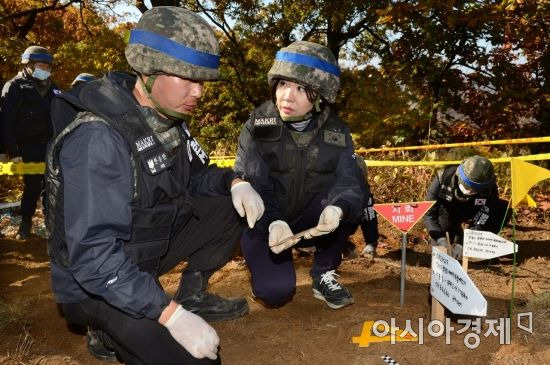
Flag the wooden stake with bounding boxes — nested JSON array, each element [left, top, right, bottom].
[[462, 256, 469, 271], [431, 244, 448, 322]]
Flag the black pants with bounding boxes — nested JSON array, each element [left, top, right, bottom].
[[63, 196, 241, 365], [20, 143, 47, 223], [240, 193, 355, 307]]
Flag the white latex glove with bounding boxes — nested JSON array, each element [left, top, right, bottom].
[[304, 206, 343, 239], [231, 181, 265, 228], [0, 154, 8, 163], [451, 244, 463, 261], [269, 220, 301, 254], [163, 304, 219, 360], [9, 156, 23, 163], [434, 237, 449, 248]]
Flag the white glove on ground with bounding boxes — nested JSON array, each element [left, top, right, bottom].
[[269, 220, 301, 254], [451, 244, 463, 261], [304, 206, 343, 239], [231, 181, 265, 228], [9, 156, 23, 163], [163, 304, 219, 360]]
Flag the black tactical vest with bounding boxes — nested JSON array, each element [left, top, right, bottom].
[[250, 101, 349, 220], [7, 75, 58, 143], [46, 72, 191, 271]]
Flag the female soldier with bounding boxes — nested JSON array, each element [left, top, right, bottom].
[[235, 41, 365, 309]]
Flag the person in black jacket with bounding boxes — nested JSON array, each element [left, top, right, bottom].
[[1, 46, 62, 239], [235, 41, 365, 310], [424, 155, 510, 260], [342, 155, 380, 259], [46, 7, 264, 364]]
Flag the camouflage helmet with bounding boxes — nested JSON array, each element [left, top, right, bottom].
[[268, 41, 340, 103], [71, 73, 97, 87], [21, 46, 53, 65], [457, 155, 495, 193], [125, 6, 220, 81]]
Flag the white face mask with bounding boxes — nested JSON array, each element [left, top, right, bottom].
[[458, 182, 476, 196], [32, 68, 51, 81]]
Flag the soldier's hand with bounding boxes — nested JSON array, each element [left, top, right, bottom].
[[9, 156, 23, 163], [268, 220, 300, 254], [434, 237, 449, 248], [231, 181, 265, 228], [451, 244, 463, 261], [162, 304, 219, 360], [304, 205, 343, 239]]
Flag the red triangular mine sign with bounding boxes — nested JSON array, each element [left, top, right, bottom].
[[373, 201, 435, 233]]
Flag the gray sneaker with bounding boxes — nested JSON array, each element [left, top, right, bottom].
[[312, 270, 353, 309]]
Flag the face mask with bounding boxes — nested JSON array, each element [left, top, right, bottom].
[[32, 68, 51, 81], [458, 182, 476, 196]]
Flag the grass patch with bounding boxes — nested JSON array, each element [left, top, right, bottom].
[[0, 299, 28, 328]]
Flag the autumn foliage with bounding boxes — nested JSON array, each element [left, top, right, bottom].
[[0, 0, 547, 154]]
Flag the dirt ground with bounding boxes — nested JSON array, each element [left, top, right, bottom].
[[0, 210, 548, 365]]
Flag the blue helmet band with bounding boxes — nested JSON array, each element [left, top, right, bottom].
[[275, 51, 340, 76], [22, 53, 53, 64], [457, 164, 491, 191], [129, 29, 220, 70]]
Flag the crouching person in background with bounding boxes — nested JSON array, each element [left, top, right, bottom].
[[424, 155, 510, 260]]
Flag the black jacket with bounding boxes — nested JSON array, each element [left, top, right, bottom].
[[235, 101, 364, 233], [424, 165, 500, 241], [47, 72, 235, 319], [0, 71, 61, 156]]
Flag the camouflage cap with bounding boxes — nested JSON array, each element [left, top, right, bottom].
[[125, 6, 219, 81], [21, 46, 53, 65], [457, 155, 495, 192], [268, 41, 340, 103]]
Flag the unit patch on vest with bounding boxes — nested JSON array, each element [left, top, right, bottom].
[[475, 198, 486, 206], [323, 130, 346, 147], [254, 117, 278, 126], [252, 117, 282, 141], [135, 135, 156, 153], [20, 83, 34, 90], [145, 152, 169, 174], [187, 138, 209, 165]]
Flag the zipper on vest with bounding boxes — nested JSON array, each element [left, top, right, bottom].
[[293, 147, 306, 213]]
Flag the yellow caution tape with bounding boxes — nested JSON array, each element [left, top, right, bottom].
[[210, 153, 550, 168], [364, 153, 550, 167], [2, 153, 548, 175], [357, 136, 550, 153], [0, 162, 46, 175]]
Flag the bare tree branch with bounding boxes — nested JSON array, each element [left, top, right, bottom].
[[0, 0, 81, 23]]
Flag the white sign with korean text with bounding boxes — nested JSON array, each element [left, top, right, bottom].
[[431, 248, 487, 316], [463, 229, 518, 260]]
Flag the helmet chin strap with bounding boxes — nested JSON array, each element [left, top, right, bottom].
[[139, 75, 191, 123]]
